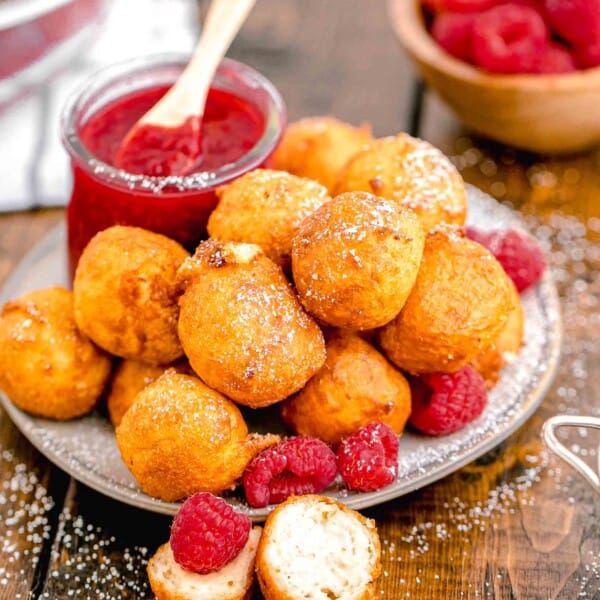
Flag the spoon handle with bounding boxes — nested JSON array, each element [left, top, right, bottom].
[[143, 0, 258, 127]]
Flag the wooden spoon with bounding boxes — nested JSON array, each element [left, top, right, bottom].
[[115, 0, 258, 177]]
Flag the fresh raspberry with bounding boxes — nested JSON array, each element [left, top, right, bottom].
[[465, 227, 546, 292], [543, 0, 600, 47], [336, 422, 399, 492], [465, 225, 494, 247], [573, 38, 600, 69], [242, 436, 337, 508], [409, 366, 488, 436], [432, 13, 477, 62], [472, 4, 549, 74], [437, 0, 497, 13], [169, 492, 251, 574], [422, 0, 446, 15], [499, 0, 548, 21], [529, 41, 577, 74]]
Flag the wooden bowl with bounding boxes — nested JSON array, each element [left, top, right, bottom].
[[388, 0, 600, 154]]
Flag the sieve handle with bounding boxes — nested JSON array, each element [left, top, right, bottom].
[[542, 415, 600, 494]]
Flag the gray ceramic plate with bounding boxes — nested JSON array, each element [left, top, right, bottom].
[[0, 186, 562, 521]]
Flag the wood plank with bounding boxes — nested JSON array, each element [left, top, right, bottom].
[[0, 208, 67, 599], [39, 481, 171, 598], [226, 0, 417, 135]]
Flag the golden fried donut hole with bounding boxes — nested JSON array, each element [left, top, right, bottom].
[[269, 116, 372, 192], [281, 333, 411, 446], [333, 133, 467, 233], [177, 240, 326, 408], [378, 226, 514, 374], [471, 280, 524, 387], [0, 286, 112, 419], [106, 358, 191, 427], [291, 192, 425, 330], [115, 370, 279, 501], [207, 169, 330, 267], [73, 225, 189, 365]]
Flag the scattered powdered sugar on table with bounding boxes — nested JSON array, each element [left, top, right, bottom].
[[0, 449, 54, 598], [41, 509, 151, 599]]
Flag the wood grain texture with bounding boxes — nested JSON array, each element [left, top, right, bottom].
[[0, 208, 65, 599], [225, 0, 416, 136]]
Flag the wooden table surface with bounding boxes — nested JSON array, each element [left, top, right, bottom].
[[1, 1, 599, 598]]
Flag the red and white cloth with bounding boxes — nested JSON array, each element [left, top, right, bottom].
[[0, 0, 199, 211]]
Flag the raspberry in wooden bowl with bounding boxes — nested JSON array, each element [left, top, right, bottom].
[[388, 0, 600, 154]]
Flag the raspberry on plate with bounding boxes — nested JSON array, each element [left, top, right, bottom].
[[465, 227, 546, 292], [336, 422, 399, 492], [431, 12, 477, 62], [169, 492, 251, 574], [242, 436, 338, 508], [471, 4, 549, 74], [409, 365, 488, 436]]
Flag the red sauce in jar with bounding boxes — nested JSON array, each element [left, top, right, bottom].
[[67, 85, 265, 273]]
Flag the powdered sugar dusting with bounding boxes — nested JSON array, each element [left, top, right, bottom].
[[0, 186, 562, 523]]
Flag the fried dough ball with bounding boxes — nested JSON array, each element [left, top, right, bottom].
[[333, 133, 467, 233], [0, 286, 112, 419], [291, 192, 426, 330], [177, 240, 326, 408], [106, 358, 191, 427], [471, 280, 524, 387], [269, 116, 372, 192], [378, 226, 514, 374], [207, 169, 330, 267], [281, 333, 411, 446], [73, 226, 189, 365], [116, 370, 280, 501]]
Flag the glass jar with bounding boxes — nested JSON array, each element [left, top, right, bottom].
[[61, 53, 286, 274]]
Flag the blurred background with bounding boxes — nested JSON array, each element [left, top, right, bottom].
[[0, 0, 200, 210], [0, 0, 422, 212]]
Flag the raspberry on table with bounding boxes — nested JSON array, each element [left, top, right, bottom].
[[408, 366, 488, 436], [465, 227, 546, 292], [169, 492, 251, 574], [432, 13, 477, 62], [336, 422, 399, 492], [242, 436, 338, 508], [471, 4, 549, 74]]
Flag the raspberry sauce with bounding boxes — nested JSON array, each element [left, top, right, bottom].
[[67, 84, 265, 273]]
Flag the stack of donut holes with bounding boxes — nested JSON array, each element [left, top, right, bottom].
[[0, 116, 522, 504]]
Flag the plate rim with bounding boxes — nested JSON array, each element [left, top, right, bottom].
[[0, 188, 563, 519]]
